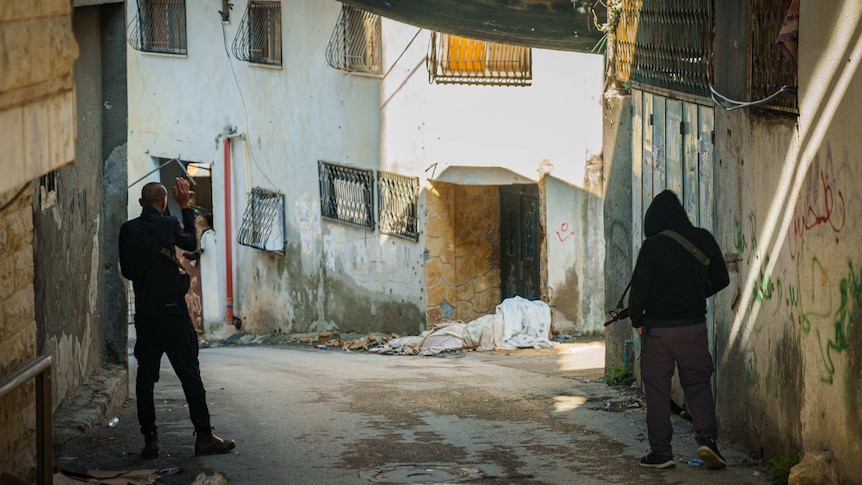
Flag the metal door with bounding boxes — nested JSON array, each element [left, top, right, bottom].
[[500, 184, 540, 301]]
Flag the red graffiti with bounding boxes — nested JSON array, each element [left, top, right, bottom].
[[556, 222, 574, 242], [790, 170, 846, 259]]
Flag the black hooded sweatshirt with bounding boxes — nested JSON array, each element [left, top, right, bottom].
[[628, 190, 729, 329]]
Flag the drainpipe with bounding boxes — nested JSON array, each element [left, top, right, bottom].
[[218, 127, 243, 328]]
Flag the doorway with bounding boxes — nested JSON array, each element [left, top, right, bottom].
[[500, 184, 540, 301]]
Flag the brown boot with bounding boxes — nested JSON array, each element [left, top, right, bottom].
[[141, 431, 159, 459], [194, 431, 236, 456]]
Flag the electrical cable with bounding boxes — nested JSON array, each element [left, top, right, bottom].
[[710, 84, 797, 111], [381, 28, 423, 81], [221, 19, 277, 190]]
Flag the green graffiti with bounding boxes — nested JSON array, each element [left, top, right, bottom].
[[818, 261, 862, 384], [753, 255, 774, 303], [745, 350, 760, 386], [733, 214, 747, 253], [748, 212, 758, 253]]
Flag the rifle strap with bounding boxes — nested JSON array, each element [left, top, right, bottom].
[[615, 279, 631, 311], [659, 230, 710, 266], [137, 228, 185, 270]]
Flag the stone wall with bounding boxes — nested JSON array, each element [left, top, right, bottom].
[[425, 182, 501, 325], [0, 0, 78, 194], [0, 185, 37, 481]]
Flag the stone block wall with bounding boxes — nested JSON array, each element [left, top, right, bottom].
[[425, 182, 501, 326], [0, 0, 78, 194], [0, 184, 37, 481]]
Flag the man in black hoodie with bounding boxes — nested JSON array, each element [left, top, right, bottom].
[[119, 178, 235, 458], [629, 190, 729, 469]]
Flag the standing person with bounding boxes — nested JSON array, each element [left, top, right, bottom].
[[119, 178, 236, 458], [629, 190, 729, 470]]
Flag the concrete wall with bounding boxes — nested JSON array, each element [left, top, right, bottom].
[[711, 1, 862, 480], [601, 84, 633, 371], [0, 1, 77, 480], [32, 3, 128, 414]]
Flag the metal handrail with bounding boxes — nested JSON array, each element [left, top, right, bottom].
[[0, 355, 53, 485]]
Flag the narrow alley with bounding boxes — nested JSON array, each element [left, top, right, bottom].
[[54, 340, 769, 484]]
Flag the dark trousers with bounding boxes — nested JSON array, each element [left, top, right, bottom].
[[641, 322, 717, 454], [134, 313, 211, 435]]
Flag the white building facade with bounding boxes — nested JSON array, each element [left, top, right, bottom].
[[127, 0, 605, 337]]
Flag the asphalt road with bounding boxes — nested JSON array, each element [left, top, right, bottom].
[[55, 341, 771, 484]]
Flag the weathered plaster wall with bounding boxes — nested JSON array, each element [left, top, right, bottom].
[[128, 1, 425, 335], [710, 1, 862, 480], [602, 87, 632, 365], [33, 5, 126, 409], [425, 182, 501, 325]]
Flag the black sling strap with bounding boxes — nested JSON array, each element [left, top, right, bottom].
[[659, 229, 710, 266], [137, 229, 185, 270]]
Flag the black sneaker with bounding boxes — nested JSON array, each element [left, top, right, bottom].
[[697, 439, 727, 469], [640, 452, 675, 469]]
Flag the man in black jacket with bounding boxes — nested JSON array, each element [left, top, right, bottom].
[[629, 190, 730, 470], [119, 178, 235, 458]]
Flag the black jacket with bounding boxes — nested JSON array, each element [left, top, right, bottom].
[[628, 190, 729, 329], [119, 206, 196, 317]]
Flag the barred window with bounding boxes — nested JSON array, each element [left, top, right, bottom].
[[129, 0, 187, 55], [326, 6, 382, 74], [377, 171, 419, 241], [615, 0, 711, 97], [232, 1, 282, 66], [237, 187, 285, 252], [427, 32, 532, 86], [318, 161, 374, 230], [750, 0, 798, 113]]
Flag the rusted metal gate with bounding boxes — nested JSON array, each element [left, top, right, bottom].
[[631, 88, 716, 404]]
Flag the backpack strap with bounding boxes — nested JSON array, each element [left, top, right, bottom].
[[659, 229, 710, 266]]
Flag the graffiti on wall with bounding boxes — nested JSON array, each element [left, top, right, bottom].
[[789, 167, 846, 260], [555, 222, 574, 242], [735, 144, 859, 401]]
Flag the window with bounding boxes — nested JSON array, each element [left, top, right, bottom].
[[129, 0, 187, 55], [427, 32, 531, 86], [237, 187, 285, 252], [615, 0, 711, 97], [326, 6, 382, 74], [318, 161, 374, 230], [232, 1, 282, 66], [377, 171, 419, 241], [38, 170, 58, 211], [750, 0, 798, 112]]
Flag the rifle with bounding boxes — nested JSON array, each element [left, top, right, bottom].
[[605, 278, 631, 327], [604, 307, 630, 326]]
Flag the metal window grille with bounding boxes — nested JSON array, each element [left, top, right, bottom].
[[615, 0, 712, 97], [318, 161, 374, 230], [237, 187, 285, 252], [427, 32, 532, 86], [750, 0, 797, 113], [128, 0, 187, 55], [326, 6, 382, 74], [377, 171, 419, 241], [232, 1, 282, 66]]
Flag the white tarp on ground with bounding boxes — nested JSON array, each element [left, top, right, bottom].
[[370, 296, 555, 356]]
